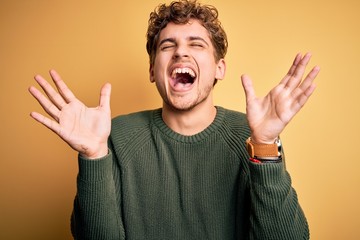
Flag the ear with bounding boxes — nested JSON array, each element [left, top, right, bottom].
[[149, 64, 155, 83], [215, 58, 226, 80]]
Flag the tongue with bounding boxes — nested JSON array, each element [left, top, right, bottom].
[[177, 75, 191, 84], [173, 76, 193, 91]]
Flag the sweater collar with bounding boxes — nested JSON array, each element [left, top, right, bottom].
[[152, 106, 225, 143]]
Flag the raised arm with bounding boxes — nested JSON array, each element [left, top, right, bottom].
[[29, 70, 111, 159], [240, 53, 319, 239]]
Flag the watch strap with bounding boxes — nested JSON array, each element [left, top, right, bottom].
[[246, 137, 281, 158]]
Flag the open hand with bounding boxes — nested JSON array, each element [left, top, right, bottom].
[[241, 53, 320, 144], [29, 70, 111, 159]]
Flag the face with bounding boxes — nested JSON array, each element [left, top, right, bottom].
[[150, 19, 226, 111]]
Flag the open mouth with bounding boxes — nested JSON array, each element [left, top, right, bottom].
[[170, 67, 197, 89]]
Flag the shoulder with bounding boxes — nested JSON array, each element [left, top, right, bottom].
[[110, 109, 158, 145], [218, 107, 249, 133], [216, 107, 251, 156], [112, 109, 156, 128], [222, 107, 248, 124]]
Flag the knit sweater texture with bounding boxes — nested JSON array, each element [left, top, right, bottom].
[[71, 107, 309, 240]]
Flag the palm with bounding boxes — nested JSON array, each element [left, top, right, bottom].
[[241, 53, 320, 143], [29, 70, 111, 158], [57, 100, 110, 154]]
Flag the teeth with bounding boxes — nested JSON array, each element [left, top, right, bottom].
[[171, 68, 196, 78]]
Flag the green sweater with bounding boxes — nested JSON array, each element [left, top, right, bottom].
[[71, 107, 309, 240]]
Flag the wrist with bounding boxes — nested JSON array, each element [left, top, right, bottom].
[[249, 135, 278, 145], [80, 144, 109, 159]]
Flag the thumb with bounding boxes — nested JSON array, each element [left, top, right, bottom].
[[241, 74, 256, 103], [99, 83, 112, 110]]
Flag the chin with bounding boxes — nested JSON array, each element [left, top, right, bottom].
[[165, 102, 196, 112], [165, 95, 208, 112]]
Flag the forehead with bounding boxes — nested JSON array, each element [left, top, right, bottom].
[[158, 19, 211, 42]]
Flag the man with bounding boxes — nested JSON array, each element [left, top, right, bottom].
[[29, 0, 320, 239]]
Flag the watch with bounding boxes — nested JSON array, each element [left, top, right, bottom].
[[246, 137, 282, 158]]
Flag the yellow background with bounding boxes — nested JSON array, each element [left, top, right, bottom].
[[1, 0, 359, 239]]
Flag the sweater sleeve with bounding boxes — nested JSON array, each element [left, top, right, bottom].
[[71, 151, 125, 240], [248, 160, 309, 240]]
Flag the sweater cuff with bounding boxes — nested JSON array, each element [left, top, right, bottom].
[[249, 161, 289, 187], [77, 150, 113, 182]]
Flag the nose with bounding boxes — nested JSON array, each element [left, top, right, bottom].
[[172, 44, 189, 60]]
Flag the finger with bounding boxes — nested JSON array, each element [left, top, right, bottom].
[[99, 83, 111, 110], [291, 82, 316, 111], [241, 74, 256, 103], [289, 65, 319, 110], [291, 65, 319, 105], [280, 53, 302, 86], [298, 65, 320, 93], [285, 52, 312, 90], [29, 86, 61, 121], [49, 70, 77, 103], [34, 74, 67, 110], [30, 111, 61, 135]]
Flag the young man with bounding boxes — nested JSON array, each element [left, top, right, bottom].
[[29, 0, 320, 239]]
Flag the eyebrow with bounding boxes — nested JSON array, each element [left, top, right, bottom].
[[188, 36, 209, 46], [158, 36, 210, 47], [158, 38, 176, 47]]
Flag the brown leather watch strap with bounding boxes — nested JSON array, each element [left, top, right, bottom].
[[246, 137, 280, 158]]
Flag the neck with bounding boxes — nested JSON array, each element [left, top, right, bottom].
[[162, 101, 217, 136]]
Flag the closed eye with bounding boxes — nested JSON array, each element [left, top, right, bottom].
[[159, 38, 176, 51], [161, 44, 175, 50], [189, 36, 209, 48], [190, 42, 204, 48]]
